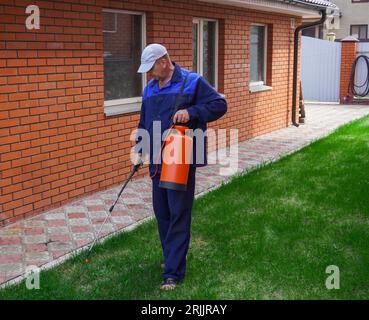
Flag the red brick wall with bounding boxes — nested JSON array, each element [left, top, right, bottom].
[[0, 0, 302, 226], [339, 39, 358, 104]]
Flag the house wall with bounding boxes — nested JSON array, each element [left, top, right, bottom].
[[0, 0, 302, 226], [329, 0, 369, 41]]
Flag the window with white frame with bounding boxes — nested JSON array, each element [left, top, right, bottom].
[[192, 18, 218, 89], [350, 24, 368, 40], [250, 24, 267, 86], [103, 9, 145, 104]]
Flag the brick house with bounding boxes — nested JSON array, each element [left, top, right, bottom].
[[0, 0, 335, 226]]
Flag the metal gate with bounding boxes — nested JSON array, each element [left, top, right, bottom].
[[301, 36, 341, 102]]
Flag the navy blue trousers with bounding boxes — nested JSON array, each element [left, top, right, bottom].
[[151, 165, 196, 281]]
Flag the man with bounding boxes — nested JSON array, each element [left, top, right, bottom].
[[134, 43, 227, 290]]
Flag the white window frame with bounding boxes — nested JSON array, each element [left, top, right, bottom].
[[103, 9, 146, 116], [250, 23, 268, 89], [193, 18, 219, 91]]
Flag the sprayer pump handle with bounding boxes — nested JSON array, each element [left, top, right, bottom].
[[173, 121, 189, 126]]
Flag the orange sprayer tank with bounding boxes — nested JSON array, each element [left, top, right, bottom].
[[159, 125, 193, 191]]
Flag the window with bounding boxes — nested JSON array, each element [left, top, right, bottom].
[[103, 9, 146, 115], [301, 25, 323, 39], [250, 24, 267, 86], [192, 18, 218, 89], [350, 25, 368, 40], [319, 24, 324, 39], [302, 26, 317, 38]]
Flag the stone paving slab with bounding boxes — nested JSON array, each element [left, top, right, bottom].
[[1, 103, 369, 288]]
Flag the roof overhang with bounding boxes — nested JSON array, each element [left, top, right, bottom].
[[198, 0, 328, 19]]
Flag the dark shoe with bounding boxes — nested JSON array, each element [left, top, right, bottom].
[[160, 278, 177, 290]]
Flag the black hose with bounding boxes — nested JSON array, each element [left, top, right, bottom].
[[347, 55, 369, 98]]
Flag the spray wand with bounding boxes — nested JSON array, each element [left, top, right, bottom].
[[84, 159, 143, 263]]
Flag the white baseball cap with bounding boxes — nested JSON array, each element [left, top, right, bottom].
[[137, 43, 168, 73]]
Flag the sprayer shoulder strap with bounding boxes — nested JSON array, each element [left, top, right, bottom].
[[171, 72, 190, 118], [179, 72, 189, 95]]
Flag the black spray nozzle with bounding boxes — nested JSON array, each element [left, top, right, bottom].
[[133, 158, 143, 172]]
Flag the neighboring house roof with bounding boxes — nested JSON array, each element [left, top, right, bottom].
[[288, 0, 338, 9]]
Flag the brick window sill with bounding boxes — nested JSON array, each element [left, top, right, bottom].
[[104, 98, 142, 116], [249, 85, 273, 93]]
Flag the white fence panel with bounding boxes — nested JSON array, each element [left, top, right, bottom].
[[301, 36, 341, 102]]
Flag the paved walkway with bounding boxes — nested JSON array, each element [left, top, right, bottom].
[[1, 103, 369, 288]]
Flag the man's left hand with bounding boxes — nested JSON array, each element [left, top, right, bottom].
[[173, 109, 190, 124]]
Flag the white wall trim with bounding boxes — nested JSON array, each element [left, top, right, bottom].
[[198, 0, 322, 19]]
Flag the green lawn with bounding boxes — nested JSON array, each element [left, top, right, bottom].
[[1, 115, 369, 299]]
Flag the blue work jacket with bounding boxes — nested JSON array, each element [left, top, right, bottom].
[[135, 61, 227, 175]]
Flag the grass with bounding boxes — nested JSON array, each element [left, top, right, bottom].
[[1, 115, 369, 299]]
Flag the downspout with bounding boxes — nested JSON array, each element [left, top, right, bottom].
[[292, 9, 327, 127]]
